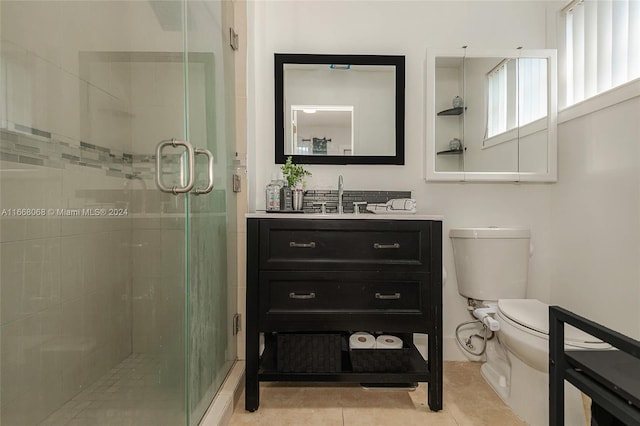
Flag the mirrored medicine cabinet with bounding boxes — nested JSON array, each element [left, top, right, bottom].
[[425, 48, 557, 182], [275, 53, 405, 165]]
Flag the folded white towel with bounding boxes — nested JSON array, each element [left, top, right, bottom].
[[366, 199, 417, 214], [365, 203, 391, 212], [387, 198, 416, 211]]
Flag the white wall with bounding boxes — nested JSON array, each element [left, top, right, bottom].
[[247, 0, 555, 359], [550, 94, 640, 338]]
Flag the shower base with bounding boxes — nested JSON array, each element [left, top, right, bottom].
[[38, 353, 183, 426]]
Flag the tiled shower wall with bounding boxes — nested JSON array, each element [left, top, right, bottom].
[[0, 41, 137, 424], [0, 165, 134, 426]]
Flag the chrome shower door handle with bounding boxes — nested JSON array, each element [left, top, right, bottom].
[[156, 139, 195, 194], [193, 148, 215, 195]]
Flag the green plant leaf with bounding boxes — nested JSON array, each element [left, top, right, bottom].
[[281, 156, 312, 188]]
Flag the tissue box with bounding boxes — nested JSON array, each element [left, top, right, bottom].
[[350, 345, 412, 372], [276, 333, 342, 373]]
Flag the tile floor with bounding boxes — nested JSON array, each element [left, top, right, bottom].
[[228, 361, 527, 426]]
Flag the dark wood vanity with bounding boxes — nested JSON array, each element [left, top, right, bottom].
[[245, 214, 443, 412]]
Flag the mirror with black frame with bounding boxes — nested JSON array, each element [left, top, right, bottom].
[[275, 53, 405, 165]]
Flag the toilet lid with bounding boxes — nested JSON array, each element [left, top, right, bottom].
[[497, 299, 604, 346]]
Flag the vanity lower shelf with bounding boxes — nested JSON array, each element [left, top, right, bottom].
[[258, 334, 430, 383]]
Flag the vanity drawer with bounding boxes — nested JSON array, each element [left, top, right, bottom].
[[259, 271, 430, 330], [259, 219, 430, 271]]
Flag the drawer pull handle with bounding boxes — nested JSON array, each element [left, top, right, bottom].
[[289, 292, 316, 299], [374, 243, 400, 249], [289, 242, 316, 248], [375, 292, 401, 300]]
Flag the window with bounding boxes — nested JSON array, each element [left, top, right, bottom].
[[486, 58, 547, 139], [487, 59, 517, 138], [518, 58, 548, 126], [564, 0, 640, 106]]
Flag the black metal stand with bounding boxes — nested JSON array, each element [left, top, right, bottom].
[[549, 306, 640, 426]]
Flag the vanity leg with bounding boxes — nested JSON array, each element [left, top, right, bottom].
[[245, 316, 260, 411], [245, 219, 260, 412], [245, 311, 260, 411], [428, 221, 443, 411], [427, 329, 443, 411], [245, 305, 260, 411], [427, 238, 442, 411], [245, 374, 259, 412]]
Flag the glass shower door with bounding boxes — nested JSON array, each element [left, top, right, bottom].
[[0, 16, 190, 426], [185, 1, 237, 424], [0, 1, 236, 425]]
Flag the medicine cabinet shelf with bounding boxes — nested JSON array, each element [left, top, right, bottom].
[[436, 149, 463, 156], [436, 107, 464, 116]]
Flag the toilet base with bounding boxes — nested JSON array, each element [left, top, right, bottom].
[[482, 347, 588, 425], [480, 338, 511, 401], [480, 363, 509, 401]]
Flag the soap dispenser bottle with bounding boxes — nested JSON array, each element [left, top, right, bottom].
[[265, 173, 282, 211]]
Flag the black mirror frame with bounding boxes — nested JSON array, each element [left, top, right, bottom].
[[274, 53, 405, 165]]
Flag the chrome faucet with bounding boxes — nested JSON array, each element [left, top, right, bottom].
[[337, 175, 344, 214]]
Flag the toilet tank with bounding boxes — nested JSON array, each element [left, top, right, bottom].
[[450, 227, 530, 301]]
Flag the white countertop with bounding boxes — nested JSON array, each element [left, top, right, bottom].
[[246, 212, 444, 221]]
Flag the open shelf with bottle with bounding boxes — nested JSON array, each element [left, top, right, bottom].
[[437, 107, 464, 116], [436, 148, 463, 155]]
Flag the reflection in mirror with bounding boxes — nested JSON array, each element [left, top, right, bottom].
[[289, 105, 354, 156], [275, 54, 405, 165], [434, 56, 465, 172], [484, 58, 548, 146], [427, 48, 556, 182], [486, 58, 518, 139], [517, 58, 549, 173], [283, 62, 393, 157], [464, 56, 519, 173]]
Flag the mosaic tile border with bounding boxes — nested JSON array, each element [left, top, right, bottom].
[[1, 124, 413, 213], [0, 122, 171, 181]]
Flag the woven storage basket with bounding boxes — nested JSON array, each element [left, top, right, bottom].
[[276, 333, 342, 373], [350, 346, 412, 372]]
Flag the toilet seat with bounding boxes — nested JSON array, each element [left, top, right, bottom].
[[497, 299, 608, 349]]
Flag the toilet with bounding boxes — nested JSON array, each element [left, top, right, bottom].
[[450, 227, 609, 426]]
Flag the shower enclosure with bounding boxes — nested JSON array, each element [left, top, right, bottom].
[[0, 1, 237, 425]]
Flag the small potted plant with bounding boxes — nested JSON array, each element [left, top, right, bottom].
[[281, 156, 311, 210], [281, 156, 312, 188]]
